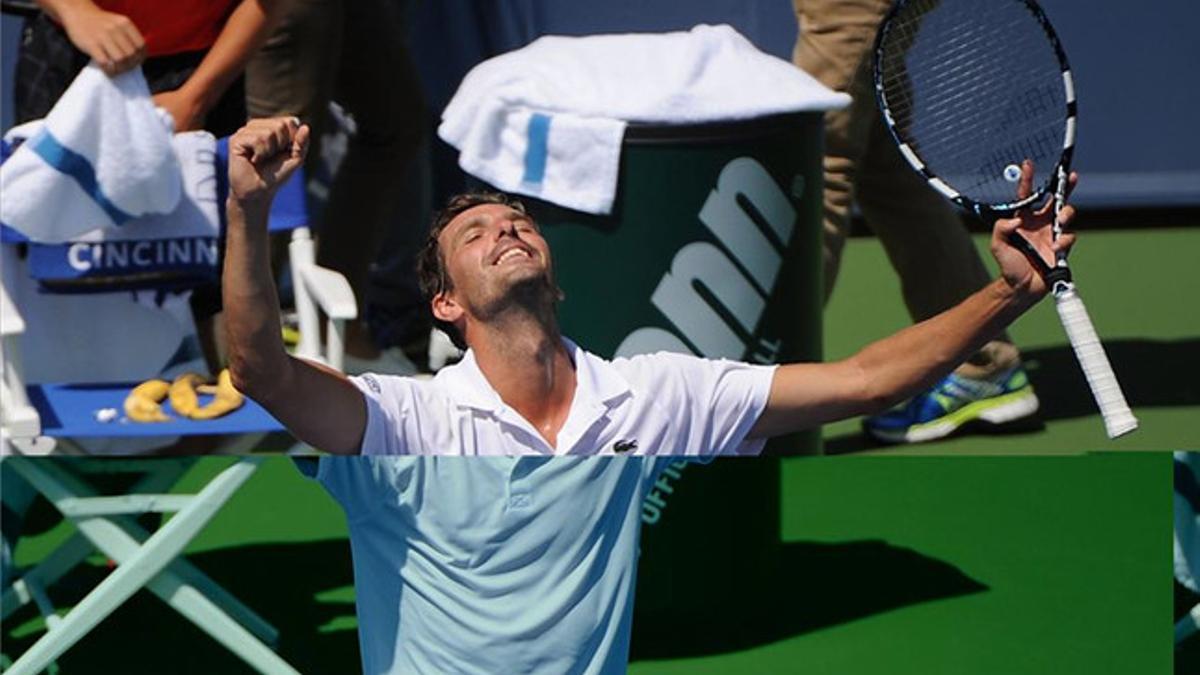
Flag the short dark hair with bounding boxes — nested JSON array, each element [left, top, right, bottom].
[[416, 191, 529, 350]]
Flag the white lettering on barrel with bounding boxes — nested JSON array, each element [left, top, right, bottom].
[[698, 157, 795, 294], [641, 460, 688, 524], [650, 242, 764, 358], [615, 156, 798, 360]]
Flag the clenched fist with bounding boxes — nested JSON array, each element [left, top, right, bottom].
[[228, 117, 311, 207]]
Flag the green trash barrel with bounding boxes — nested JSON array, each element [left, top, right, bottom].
[[471, 111, 825, 645]]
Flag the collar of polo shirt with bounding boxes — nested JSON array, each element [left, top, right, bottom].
[[436, 338, 633, 415]]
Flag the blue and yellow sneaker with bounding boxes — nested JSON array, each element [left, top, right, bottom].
[[863, 366, 1039, 443]]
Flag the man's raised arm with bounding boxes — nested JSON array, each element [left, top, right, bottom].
[[751, 163, 1078, 438], [223, 117, 367, 454]]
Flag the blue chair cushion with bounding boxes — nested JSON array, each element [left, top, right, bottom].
[[27, 382, 284, 438]]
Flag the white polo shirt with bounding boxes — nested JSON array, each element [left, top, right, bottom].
[[314, 341, 776, 673], [351, 339, 777, 457], [317, 456, 666, 674]]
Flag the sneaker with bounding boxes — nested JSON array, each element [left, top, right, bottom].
[[862, 366, 1039, 443]]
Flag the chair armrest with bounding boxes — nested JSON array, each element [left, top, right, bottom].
[[1, 278, 41, 441], [287, 227, 355, 368], [295, 264, 356, 320], [1, 279, 25, 337]]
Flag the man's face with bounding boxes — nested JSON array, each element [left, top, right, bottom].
[[433, 203, 558, 327]]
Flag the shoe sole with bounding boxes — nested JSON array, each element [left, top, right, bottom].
[[866, 387, 1040, 444]]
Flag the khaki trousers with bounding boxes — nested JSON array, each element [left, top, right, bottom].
[[793, 0, 1019, 376]]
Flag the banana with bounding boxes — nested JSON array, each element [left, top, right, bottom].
[[126, 369, 244, 423], [124, 379, 171, 423], [188, 369, 244, 420], [169, 372, 206, 417]]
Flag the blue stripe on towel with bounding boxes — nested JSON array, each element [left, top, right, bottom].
[[28, 129, 136, 225], [522, 113, 551, 185]]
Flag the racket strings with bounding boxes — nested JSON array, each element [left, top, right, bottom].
[[887, 16, 1057, 178], [877, 0, 1068, 205], [880, 2, 1049, 131], [885, 30, 1062, 198]]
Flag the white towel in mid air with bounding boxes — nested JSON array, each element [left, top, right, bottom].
[[0, 63, 180, 242], [439, 24, 850, 214]]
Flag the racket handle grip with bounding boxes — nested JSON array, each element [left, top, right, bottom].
[[1054, 288, 1138, 438]]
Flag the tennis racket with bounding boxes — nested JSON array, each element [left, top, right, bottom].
[[872, 0, 1137, 438]]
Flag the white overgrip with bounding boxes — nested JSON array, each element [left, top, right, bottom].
[[1054, 288, 1138, 438]]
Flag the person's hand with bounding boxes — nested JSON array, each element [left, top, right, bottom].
[[152, 88, 205, 132], [228, 117, 310, 208], [990, 160, 1078, 300], [57, 2, 146, 76]]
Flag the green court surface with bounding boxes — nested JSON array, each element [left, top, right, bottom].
[[822, 225, 1200, 455], [1, 453, 1172, 674]]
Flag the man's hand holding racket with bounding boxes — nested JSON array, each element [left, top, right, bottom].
[[992, 160, 1078, 301]]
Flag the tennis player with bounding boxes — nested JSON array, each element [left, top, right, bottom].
[[223, 117, 1076, 672]]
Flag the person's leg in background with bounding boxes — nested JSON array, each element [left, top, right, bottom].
[[792, 0, 883, 304], [244, 0, 342, 173], [246, 0, 429, 374], [793, 0, 1036, 444], [855, 111, 1022, 375], [319, 0, 428, 372], [243, 0, 343, 352], [362, 133, 438, 371]]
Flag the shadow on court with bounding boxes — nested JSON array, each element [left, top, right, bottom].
[[823, 337, 1200, 454], [631, 538, 987, 661], [0, 534, 985, 672], [1025, 338, 1200, 417], [1, 540, 359, 675], [630, 460, 986, 660]]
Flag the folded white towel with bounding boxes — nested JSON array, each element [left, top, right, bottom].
[[0, 63, 180, 242], [439, 24, 850, 214]]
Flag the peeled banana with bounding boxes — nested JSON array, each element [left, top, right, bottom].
[[169, 372, 205, 417], [123, 379, 171, 423], [184, 369, 244, 420], [125, 369, 245, 423]]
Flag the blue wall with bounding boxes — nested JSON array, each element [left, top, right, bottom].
[[1039, 0, 1200, 207]]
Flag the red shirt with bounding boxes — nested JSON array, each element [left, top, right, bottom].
[[97, 1, 240, 56]]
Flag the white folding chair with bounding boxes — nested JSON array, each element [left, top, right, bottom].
[[1, 456, 298, 674]]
